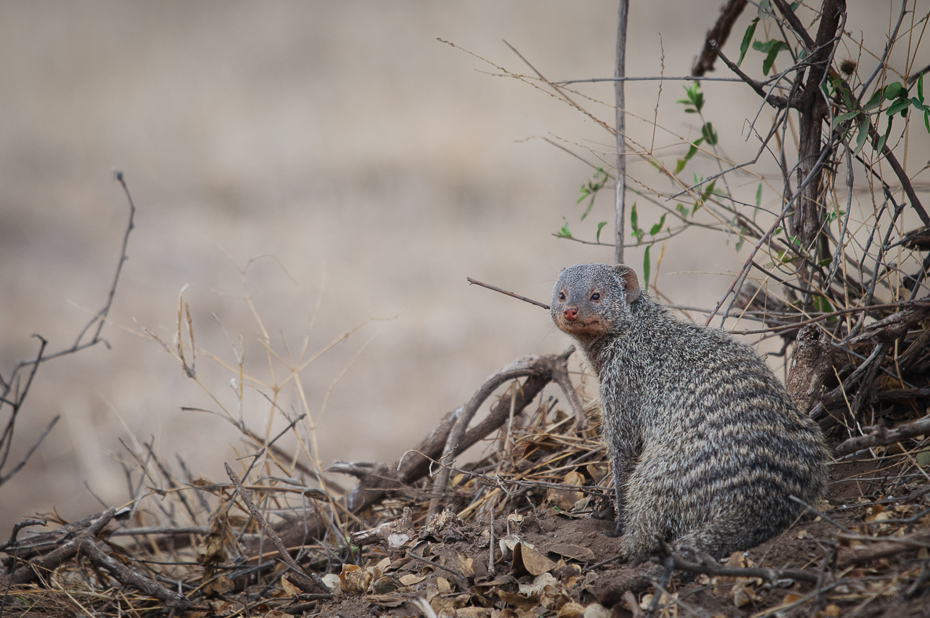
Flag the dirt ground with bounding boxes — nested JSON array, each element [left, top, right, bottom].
[[304, 448, 930, 618]]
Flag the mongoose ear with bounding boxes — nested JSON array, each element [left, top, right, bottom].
[[610, 264, 641, 304]]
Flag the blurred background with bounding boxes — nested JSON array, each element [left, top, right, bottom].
[[0, 1, 923, 534]]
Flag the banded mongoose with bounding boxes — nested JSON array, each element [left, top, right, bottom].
[[551, 263, 830, 564]]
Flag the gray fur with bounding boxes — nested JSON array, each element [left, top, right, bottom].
[[551, 263, 829, 563]]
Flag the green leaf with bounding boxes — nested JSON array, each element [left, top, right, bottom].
[[757, 0, 774, 19], [886, 98, 910, 117], [596, 221, 607, 243], [831, 110, 860, 126], [630, 203, 644, 242], [924, 110, 929, 134], [738, 18, 759, 67], [884, 81, 905, 100], [755, 183, 763, 208], [814, 295, 833, 313], [701, 122, 718, 145], [863, 89, 884, 111], [675, 138, 703, 174], [556, 218, 572, 239], [874, 119, 891, 153], [816, 258, 833, 267], [854, 118, 870, 154], [676, 203, 688, 218], [762, 40, 786, 76], [917, 450, 930, 468], [643, 245, 651, 293], [701, 179, 718, 202], [918, 73, 925, 103], [649, 213, 667, 236]]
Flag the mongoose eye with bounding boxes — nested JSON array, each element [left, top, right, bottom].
[[591, 292, 600, 301], [558, 292, 566, 301]]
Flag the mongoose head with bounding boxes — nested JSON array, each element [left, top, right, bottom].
[[551, 263, 641, 338]]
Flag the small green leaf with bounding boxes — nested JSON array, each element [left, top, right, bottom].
[[918, 73, 925, 103], [814, 295, 833, 313], [630, 204, 644, 242], [676, 203, 688, 217], [762, 40, 786, 76], [738, 18, 759, 67], [755, 183, 762, 208], [886, 98, 910, 117], [596, 221, 607, 243], [831, 110, 860, 126], [854, 118, 870, 154], [874, 119, 891, 153], [884, 81, 905, 100], [701, 122, 718, 145], [757, 0, 774, 19], [643, 245, 651, 293], [556, 218, 573, 239], [816, 257, 833, 267], [916, 450, 930, 468], [863, 89, 884, 111], [649, 213, 667, 236]]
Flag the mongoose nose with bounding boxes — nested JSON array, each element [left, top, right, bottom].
[[563, 308, 578, 321]]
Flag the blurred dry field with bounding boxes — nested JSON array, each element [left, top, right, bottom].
[[0, 0, 923, 539]]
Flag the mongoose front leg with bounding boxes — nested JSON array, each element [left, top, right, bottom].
[[609, 451, 637, 538]]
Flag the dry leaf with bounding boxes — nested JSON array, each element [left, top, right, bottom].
[[732, 580, 760, 608], [546, 543, 595, 562], [399, 574, 427, 586], [281, 573, 302, 597], [321, 573, 342, 594], [546, 471, 586, 511], [518, 572, 558, 597], [558, 602, 585, 618], [202, 574, 234, 597], [513, 542, 557, 576], [455, 608, 492, 618], [437, 576, 452, 594], [340, 563, 372, 595], [582, 603, 611, 618], [372, 576, 399, 594]]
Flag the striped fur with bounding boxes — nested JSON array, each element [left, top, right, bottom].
[[551, 263, 829, 563]]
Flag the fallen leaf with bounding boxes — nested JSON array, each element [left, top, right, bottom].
[[546, 471, 586, 511], [281, 573, 302, 597], [582, 603, 611, 618], [340, 564, 371, 595], [513, 542, 557, 576], [518, 572, 558, 597], [321, 573, 342, 594], [547, 542, 595, 562], [558, 601, 585, 617], [399, 574, 427, 586]]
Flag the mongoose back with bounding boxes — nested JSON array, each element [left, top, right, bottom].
[[551, 263, 829, 563]]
